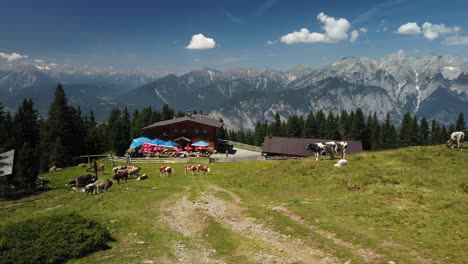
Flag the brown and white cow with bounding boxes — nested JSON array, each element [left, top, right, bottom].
[[196, 164, 211, 175], [184, 165, 199, 175], [98, 164, 105, 172], [127, 166, 141, 178], [159, 166, 175, 177], [95, 179, 113, 193], [137, 174, 148, 181], [113, 170, 129, 183]]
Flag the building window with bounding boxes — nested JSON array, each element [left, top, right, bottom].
[[195, 129, 199, 134], [203, 130, 207, 134], [182, 129, 186, 133], [174, 129, 178, 133]]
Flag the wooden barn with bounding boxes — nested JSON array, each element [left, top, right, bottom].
[[262, 136, 363, 157], [142, 114, 222, 149]]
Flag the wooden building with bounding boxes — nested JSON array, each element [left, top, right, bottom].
[[262, 136, 363, 157], [142, 114, 222, 149]]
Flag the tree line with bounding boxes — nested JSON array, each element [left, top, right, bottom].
[[222, 109, 466, 151], [0, 83, 466, 189], [0, 84, 184, 189]]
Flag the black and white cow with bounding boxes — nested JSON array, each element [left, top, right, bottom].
[[335, 141, 348, 159], [306, 143, 334, 161]]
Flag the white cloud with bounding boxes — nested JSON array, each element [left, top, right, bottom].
[[383, 26, 388, 32], [397, 22, 421, 35], [350, 30, 359, 43], [281, 12, 356, 44], [194, 58, 201, 62], [0, 52, 28, 61], [443, 35, 468, 46], [186, 34, 216, 50], [359, 28, 367, 33], [396, 21, 460, 40], [266, 40, 278, 45], [34, 59, 44, 63], [421, 22, 460, 40]]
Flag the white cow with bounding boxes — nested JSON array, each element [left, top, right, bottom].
[[446, 131, 465, 150]]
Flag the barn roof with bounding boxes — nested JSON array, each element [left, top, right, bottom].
[[142, 114, 223, 129], [262, 136, 363, 157]]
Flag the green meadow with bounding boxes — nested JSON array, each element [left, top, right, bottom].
[[1, 145, 467, 263]]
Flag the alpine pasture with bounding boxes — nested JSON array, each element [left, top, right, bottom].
[[1, 145, 467, 263]]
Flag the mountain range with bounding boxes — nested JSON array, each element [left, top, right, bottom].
[[1, 51, 467, 130]]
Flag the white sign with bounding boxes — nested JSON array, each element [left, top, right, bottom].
[[0, 149, 14, 177]]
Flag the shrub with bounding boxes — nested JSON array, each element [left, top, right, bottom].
[[0, 213, 112, 264]]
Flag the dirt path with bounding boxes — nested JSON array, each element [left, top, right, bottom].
[[158, 186, 339, 263]]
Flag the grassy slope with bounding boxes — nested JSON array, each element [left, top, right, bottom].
[[0, 145, 467, 263]]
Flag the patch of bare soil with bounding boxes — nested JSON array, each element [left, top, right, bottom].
[[160, 186, 338, 264], [270, 205, 381, 263]]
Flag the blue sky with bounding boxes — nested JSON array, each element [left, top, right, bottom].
[[1, 0, 468, 74]]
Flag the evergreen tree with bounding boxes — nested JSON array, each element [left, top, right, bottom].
[[380, 113, 397, 149], [419, 117, 430, 145], [370, 112, 381, 150], [456, 112, 465, 132], [0, 103, 14, 151], [410, 115, 421, 145], [338, 109, 349, 140], [40, 84, 73, 170], [326, 112, 340, 139], [302, 112, 316, 138], [254, 121, 268, 146], [430, 119, 444, 144], [12, 99, 40, 186], [350, 108, 366, 141], [315, 110, 327, 138], [217, 118, 227, 140], [270, 112, 283, 136], [286, 114, 303, 137], [399, 112, 413, 147], [161, 104, 174, 120]]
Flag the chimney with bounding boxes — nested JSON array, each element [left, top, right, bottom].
[[187, 110, 192, 117]]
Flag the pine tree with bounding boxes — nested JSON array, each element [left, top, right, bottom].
[[40, 84, 73, 170], [350, 108, 366, 141], [399, 112, 413, 147], [286, 115, 303, 137], [419, 117, 430, 145], [380, 113, 397, 149], [338, 109, 349, 140], [315, 110, 327, 138], [410, 115, 421, 145], [370, 112, 381, 150], [456, 112, 465, 132], [217, 118, 227, 140], [12, 99, 40, 186], [302, 112, 316, 138], [270, 112, 283, 136]]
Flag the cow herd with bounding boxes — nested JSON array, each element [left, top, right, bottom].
[[306, 141, 348, 161], [67, 163, 211, 194]]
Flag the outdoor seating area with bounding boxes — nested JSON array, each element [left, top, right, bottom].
[[127, 137, 213, 158]]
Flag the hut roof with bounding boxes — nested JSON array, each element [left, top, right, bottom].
[[261, 136, 363, 157], [142, 114, 222, 129]]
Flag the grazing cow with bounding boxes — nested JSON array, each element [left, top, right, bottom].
[[159, 166, 174, 177], [446, 131, 465, 150], [98, 164, 105, 172], [334, 159, 348, 168], [112, 165, 127, 174], [127, 166, 141, 178], [306, 143, 330, 161], [74, 174, 97, 188], [335, 141, 348, 159], [184, 165, 199, 175], [95, 179, 113, 193], [196, 164, 211, 175], [84, 183, 97, 194], [137, 174, 148, 181], [113, 170, 129, 183]]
